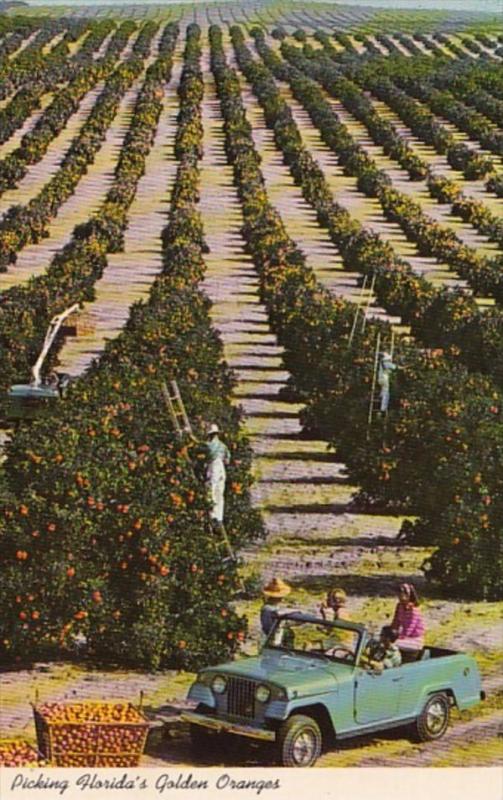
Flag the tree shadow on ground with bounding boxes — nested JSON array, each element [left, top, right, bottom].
[[258, 451, 335, 461], [144, 703, 418, 767], [289, 572, 430, 597], [260, 475, 347, 485], [265, 501, 349, 515]]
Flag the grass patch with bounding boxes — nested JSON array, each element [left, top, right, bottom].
[[429, 735, 503, 767]]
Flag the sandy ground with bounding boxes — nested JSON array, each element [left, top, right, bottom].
[[0, 34, 501, 770]]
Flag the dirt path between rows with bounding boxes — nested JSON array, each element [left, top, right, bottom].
[[0, 29, 160, 292], [0, 34, 500, 771], [58, 50, 183, 376], [0, 31, 141, 224]]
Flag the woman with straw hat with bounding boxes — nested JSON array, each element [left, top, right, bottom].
[[260, 577, 292, 636]]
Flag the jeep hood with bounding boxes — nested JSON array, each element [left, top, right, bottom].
[[202, 649, 353, 695]]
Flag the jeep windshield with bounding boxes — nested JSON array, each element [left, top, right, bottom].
[[265, 617, 361, 665]]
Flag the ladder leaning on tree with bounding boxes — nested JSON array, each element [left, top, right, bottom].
[[160, 380, 241, 572]]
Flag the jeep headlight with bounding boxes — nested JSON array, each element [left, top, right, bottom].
[[255, 684, 271, 704], [212, 675, 228, 694]]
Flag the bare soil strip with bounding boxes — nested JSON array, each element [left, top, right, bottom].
[[227, 44, 401, 323], [257, 52, 474, 292], [0, 33, 162, 292], [0, 82, 106, 221], [58, 53, 183, 376], [0, 92, 55, 160]]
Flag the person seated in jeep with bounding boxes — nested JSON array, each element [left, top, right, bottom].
[[363, 625, 402, 672]]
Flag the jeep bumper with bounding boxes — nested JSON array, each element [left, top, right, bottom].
[[180, 712, 276, 742]]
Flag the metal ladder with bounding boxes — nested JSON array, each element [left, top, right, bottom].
[[160, 381, 242, 574]]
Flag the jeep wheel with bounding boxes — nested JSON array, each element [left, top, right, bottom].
[[415, 693, 450, 742], [277, 715, 322, 767]]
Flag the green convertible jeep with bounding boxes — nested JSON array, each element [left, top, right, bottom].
[[181, 612, 484, 766]]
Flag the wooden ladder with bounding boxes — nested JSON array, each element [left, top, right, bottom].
[[160, 381, 243, 582], [161, 380, 193, 438]]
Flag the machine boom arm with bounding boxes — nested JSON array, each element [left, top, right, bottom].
[[31, 304, 80, 387]]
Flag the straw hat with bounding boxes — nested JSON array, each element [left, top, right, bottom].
[[262, 577, 291, 598], [208, 423, 219, 435]]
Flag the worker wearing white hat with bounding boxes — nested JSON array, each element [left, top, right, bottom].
[[206, 423, 231, 523], [378, 351, 397, 413]]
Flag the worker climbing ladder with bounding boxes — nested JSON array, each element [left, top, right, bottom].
[[367, 329, 397, 437], [160, 380, 242, 574]]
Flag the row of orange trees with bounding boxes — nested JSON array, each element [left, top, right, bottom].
[[0, 19, 78, 96], [237, 28, 503, 388], [0, 19, 91, 145], [305, 42, 503, 248], [0, 21, 134, 195], [311, 30, 495, 181], [277, 39, 503, 297], [216, 25, 502, 600], [0, 16, 37, 64], [0, 23, 174, 406], [0, 23, 263, 669], [0, 21, 159, 272]]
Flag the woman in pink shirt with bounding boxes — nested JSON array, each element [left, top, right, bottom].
[[391, 583, 426, 652]]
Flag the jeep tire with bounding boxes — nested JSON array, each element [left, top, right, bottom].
[[277, 714, 322, 767], [415, 693, 450, 742]]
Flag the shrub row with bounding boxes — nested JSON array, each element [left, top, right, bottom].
[[370, 59, 503, 159], [0, 25, 159, 272], [432, 32, 469, 60], [248, 31, 503, 382], [0, 23, 263, 668], [0, 21, 113, 147], [411, 33, 445, 57], [487, 173, 503, 197], [277, 39, 503, 304], [428, 174, 503, 247], [0, 20, 36, 64], [214, 25, 503, 600], [0, 23, 179, 406], [0, 22, 72, 96], [0, 22, 137, 196], [315, 31, 495, 180]]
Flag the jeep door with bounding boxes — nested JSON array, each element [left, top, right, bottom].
[[354, 666, 403, 724]]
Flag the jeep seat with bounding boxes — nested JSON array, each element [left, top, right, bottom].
[[400, 648, 422, 664]]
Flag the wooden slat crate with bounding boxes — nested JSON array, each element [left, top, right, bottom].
[[33, 702, 149, 767]]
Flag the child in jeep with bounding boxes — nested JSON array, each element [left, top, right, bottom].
[[364, 625, 402, 671]]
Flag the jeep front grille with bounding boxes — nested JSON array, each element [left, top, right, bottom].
[[227, 677, 256, 719]]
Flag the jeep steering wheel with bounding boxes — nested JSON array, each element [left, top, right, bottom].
[[325, 646, 353, 660]]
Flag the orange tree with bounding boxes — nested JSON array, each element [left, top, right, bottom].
[[215, 25, 502, 600], [0, 23, 178, 413], [0, 23, 263, 669]]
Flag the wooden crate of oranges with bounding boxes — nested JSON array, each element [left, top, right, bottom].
[[33, 702, 150, 767]]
